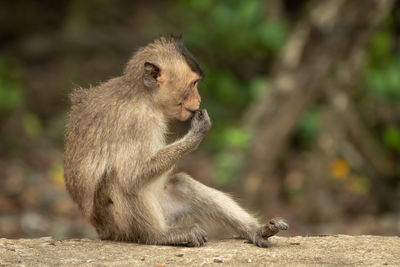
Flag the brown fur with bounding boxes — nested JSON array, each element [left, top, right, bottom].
[[64, 36, 288, 247]]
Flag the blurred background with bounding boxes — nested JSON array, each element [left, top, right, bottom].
[[1, 0, 399, 239]]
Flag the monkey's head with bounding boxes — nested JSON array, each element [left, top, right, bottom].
[[125, 36, 204, 121]]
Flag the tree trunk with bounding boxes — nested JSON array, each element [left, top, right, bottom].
[[241, 0, 394, 212]]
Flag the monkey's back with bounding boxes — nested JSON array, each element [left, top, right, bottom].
[[65, 79, 129, 213], [64, 78, 167, 221]]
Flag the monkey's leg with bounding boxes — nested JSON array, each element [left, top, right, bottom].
[[165, 173, 288, 248], [96, 190, 208, 247], [151, 224, 207, 247]]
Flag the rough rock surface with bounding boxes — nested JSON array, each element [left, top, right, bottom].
[[1, 235, 399, 266]]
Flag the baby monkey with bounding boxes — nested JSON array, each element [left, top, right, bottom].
[[64, 36, 288, 247]]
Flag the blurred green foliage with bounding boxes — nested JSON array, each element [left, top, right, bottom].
[[296, 109, 322, 151], [22, 113, 43, 139], [213, 151, 242, 185], [366, 17, 400, 179], [383, 126, 400, 153], [367, 20, 400, 103], [172, 0, 289, 55], [0, 58, 24, 112], [0, 0, 398, 187]]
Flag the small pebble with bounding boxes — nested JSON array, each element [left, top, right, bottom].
[[176, 254, 184, 257], [214, 259, 223, 263]]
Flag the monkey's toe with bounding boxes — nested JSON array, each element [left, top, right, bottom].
[[269, 217, 289, 230], [254, 236, 269, 248], [186, 224, 208, 247]]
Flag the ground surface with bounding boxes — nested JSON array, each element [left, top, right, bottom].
[[0, 235, 399, 266]]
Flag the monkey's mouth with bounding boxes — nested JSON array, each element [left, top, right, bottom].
[[178, 108, 196, 122], [185, 108, 197, 117]]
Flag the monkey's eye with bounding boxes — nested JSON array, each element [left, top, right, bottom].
[[191, 80, 200, 87]]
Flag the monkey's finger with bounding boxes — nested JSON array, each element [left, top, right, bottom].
[[200, 109, 210, 121], [195, 109, 204, 120], [255, 236, 269, 248], [199, 238, 205, 246], [269, 217, 289, 230]]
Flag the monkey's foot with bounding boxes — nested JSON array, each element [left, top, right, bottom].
[[262, 217, 289, 238], [254, 217, 289, 248], [185, 224, 208, 247]]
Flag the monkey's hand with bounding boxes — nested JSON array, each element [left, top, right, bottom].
[[253, 217, 289, 248], [190, 109, 212, 136]]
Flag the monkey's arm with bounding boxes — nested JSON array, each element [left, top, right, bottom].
[[135, 109, 211, 188]]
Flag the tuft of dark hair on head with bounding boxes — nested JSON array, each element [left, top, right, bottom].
[[167, 33, 183, 42], [167, 34, 204, 77]]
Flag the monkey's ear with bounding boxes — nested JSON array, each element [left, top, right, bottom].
[[143, 62, 161, 88]]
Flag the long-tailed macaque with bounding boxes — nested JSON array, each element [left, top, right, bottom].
[[64, 36, 288, 247]]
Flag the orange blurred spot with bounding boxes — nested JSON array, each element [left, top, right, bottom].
[[330, 158, 350, 179]]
